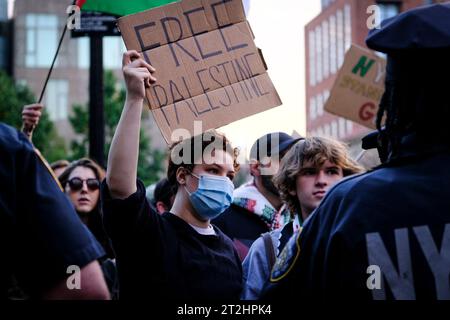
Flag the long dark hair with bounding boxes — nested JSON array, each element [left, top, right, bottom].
[[376, 52, 450, 161], [59, 158, 114, 258]]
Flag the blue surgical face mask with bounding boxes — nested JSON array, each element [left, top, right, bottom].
[[184, 172, 234, 220]]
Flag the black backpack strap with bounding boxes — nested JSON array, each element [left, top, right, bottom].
[[262, 232, 276, 271]]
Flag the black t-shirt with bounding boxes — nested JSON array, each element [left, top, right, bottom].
[[0, 123, 105, 298], [101, 179, 243, 300]]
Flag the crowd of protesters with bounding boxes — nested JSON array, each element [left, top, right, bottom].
[[1, 3, 449, 301]]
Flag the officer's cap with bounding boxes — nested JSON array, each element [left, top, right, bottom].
[[366, 3, 450, 54]]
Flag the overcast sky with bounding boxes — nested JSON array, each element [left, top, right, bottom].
[[220, 0, 321, 154], [7, 0, 322, 155]]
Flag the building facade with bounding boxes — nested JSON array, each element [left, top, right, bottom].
[[12, 0, 166, 149], [0, 0, 11, 73], [305, 0, 438, 155]]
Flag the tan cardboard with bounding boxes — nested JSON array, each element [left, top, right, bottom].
[[118, 0, 282, 143], [324, 44, 386, 129]]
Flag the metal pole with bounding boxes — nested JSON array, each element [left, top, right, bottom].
[[89, 34, 105, 167]]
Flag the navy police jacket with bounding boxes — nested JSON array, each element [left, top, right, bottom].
[[263, 138, 450, 300], [0, 123, 104, 298]]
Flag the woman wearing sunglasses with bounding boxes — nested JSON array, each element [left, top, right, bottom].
[[59, 158, 118, 298], [59, 158, 109, 252]]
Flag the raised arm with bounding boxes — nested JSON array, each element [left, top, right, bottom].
[[21, 103, 43, 141], [106, 50, 156, 199]]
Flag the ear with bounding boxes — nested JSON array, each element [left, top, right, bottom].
[[156, 201, 168, 214], [288, 189, 297, 197], [176, 167, 187, 185], [249, 160, 261, 177]]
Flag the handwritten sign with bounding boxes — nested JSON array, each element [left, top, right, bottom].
[[324, 44, 386, 129], [118, 0, 282, 143]]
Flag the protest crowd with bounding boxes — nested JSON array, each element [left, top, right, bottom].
[[1, 1, 450, 302]]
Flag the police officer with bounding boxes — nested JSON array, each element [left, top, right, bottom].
[[0, 122, 110, 299], [263, 3, 450, 300]]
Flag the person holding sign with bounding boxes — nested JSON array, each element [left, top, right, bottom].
[[102, 50, 242, 300]]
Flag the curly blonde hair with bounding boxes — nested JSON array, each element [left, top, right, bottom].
[[273, 136, 364, 217]]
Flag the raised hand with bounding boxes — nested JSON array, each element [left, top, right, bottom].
[[122, 50, 156, 102]]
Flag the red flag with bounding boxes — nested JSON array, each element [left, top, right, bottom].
[[76, 0, 87, 8]]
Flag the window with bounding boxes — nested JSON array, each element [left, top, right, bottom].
[[331, 121, 338, 138], [321, 0, 336, 10], [329, 14, 337, 74], [0, 37, 6, 69], [378, 2, 400, 23], [78, 37, 126, 69], [324, 124, 331, 137], [309, 96, 317, 121], [104, 36, 126, 69], [316, 127, 323, 137], [322, 0, 331, 9], [322, 20, 329, 79], [16, 79, 27, 87], [315, 25, 323, 83], [26, 14, 58, 67], [317, 126, 324, 137], [321, 90, 330, 116], [346, 120, 353, 135], [317, 93, 324, 117], [309, 30, 316, 86], [78, 38, 90, 69], [336, 9, 344, 68], [339, 118, 346, 138], [344, 4, 352, 52], [44, 80, 69, 121]]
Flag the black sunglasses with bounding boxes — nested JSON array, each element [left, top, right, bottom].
[[67, 178, 100, 192]]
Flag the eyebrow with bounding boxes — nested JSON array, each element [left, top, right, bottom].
[[299, 165, 340, 172], [324, 165, 340, 170], [208, 163, 235, 175], [299, 167, 317, 173]]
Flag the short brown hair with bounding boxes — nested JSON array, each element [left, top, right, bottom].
[[50, 159, 70, 171], [167, 130, 239, 194], [273, 136, 364, 216]]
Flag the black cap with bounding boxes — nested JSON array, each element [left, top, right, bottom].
[[361, 130, 379, 151], [366, 3, 450, 54], [250, 132, 303, 161], [367, 3, 450, 81]]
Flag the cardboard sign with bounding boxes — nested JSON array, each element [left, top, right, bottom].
[[118, 0, 282, 143], [324, 44, 386, 129]]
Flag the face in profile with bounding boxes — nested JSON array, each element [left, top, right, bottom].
[[259, 155, 282, 196], [65, 166, 100, 214]]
